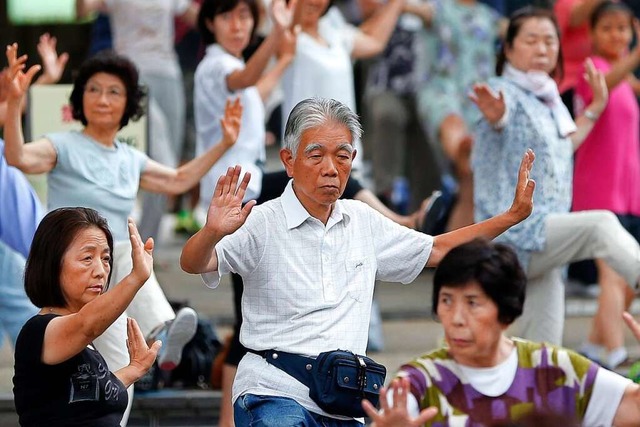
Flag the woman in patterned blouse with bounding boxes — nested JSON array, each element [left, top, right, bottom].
[[462, 6, 640, 352]]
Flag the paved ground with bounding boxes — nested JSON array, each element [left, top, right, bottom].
[[2, 197, 640, 425]]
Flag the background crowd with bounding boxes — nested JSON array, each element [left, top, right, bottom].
[[2, 0, 640, 425]]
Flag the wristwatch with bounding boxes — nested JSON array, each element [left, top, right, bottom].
[[584, 110, 599, 121]]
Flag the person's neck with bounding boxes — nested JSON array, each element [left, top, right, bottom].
[[458, 336, 514, 368], [218, 42, 243, 59], [292, 185, 334, 225], [300, 21, 322, 43], [82, 126, 118, 147]]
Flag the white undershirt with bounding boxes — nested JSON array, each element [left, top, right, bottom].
[[457, 347, 518, 396]]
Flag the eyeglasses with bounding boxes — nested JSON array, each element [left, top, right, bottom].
[[84, 83, 126, 100]]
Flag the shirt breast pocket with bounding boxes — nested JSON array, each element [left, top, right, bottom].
[[345, 257, 369, 302]]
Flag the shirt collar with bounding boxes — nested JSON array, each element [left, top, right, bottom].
[[281, 180, 350, 230]]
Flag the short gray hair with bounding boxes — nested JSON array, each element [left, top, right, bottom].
[[283, 98, 363, 157]]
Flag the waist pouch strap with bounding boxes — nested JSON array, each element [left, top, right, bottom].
[[247, 348, 314, 387]]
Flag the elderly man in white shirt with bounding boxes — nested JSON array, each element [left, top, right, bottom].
[[180, 97, 536, 426]]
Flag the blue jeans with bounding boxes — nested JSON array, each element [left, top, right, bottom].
[[234, 394, 364, 427], [0, 241, 38, 347]]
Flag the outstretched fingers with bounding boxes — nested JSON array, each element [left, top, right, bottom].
[[517, 149, 535, 192], [228, 165, 242, 197], [235, 170, 251, 200]]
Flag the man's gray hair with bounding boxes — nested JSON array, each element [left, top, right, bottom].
[[283, 97, 363, 157]]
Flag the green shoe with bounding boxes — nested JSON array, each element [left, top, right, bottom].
[[174, 210, 191, 235], [628, 360, 640, 383]]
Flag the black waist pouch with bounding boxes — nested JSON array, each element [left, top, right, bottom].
[[249, 348, 386, 418]]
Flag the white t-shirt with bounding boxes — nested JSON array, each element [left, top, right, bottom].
[[104, 0, 189, 77], [194, 44, 266, 206], [281, 9, 364, 170]]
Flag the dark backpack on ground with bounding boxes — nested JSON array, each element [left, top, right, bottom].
[[170, 319, 222, 389], [135, 318, 222, 391]]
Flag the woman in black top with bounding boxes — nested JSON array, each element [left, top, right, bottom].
[[13, 207, 160, 426]]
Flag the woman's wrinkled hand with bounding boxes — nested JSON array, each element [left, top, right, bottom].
[[5, 43, 41, 102], [126, 317, 161, 379], [128, 218, 154, 285], [583, 57, 608, 117], [220, 97, 243, 147], [470, 83, 506, 126], [507, 149, 536, 224]]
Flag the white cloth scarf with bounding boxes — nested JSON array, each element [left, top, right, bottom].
[[502, 63, 577, 137]]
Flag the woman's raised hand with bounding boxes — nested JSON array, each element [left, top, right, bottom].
[[5, 43, 41, 102], [278, 24, 300, 63], [36, 33, 69, 85], [128, 218, 154, 285], [362, 378, 438, 427], [507, 149, 536, 223], [583, 57, 608, 117], [126, 318, 161, 379], [220, 97, 243, 148], [205, 166, 256, 237], [470, 83, 506, 126], [271, 0, 297, 31]]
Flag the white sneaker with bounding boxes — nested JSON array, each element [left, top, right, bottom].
[[157, 307, 198, 371]]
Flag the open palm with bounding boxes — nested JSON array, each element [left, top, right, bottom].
[[271, 0, 297, 29], [220, 97, 243, 147], [206, 166, 256, 236], [470, 83, 506, 125], [128, 219, 154, 285]]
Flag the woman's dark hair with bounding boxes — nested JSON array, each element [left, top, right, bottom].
[[69, 50, 145, 129], [432, 238, 526, 326], [25, 207, 114, 308], [496, 6, 564, 81], [590, 0, 633, 29], [198, 0, 260, 46]]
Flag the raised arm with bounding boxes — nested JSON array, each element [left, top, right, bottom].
[[180, 166, 256, 273], [41, 220, 154, 366], [34, 33, 69, 85], [567, 0, 606, 28], [255, 25, 299, 102], [600, 20, 640, 91], [3, 43, 58, 174], [352, 0, 406, 59], [427, 149, 535, 267], [226, 0, 296, 91], [571, 58, 608, 151], [140, 98, 242, 195], [0, 33, 68, 126], [177, 1, 201, 28], [470, 83, 506, 128]]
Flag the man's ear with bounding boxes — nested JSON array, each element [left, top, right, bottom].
[[280, 148, 295, 177], [351, 148, 357, 162]]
